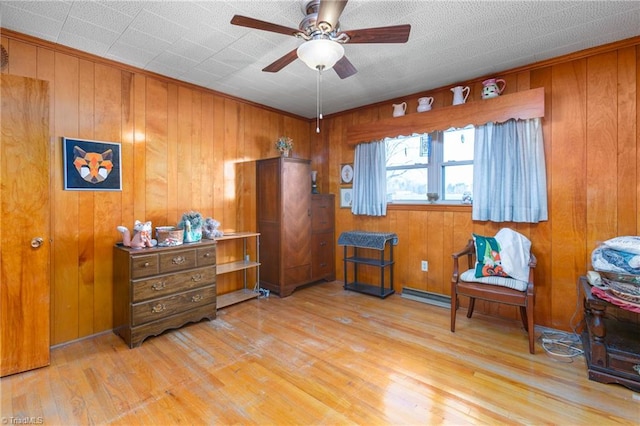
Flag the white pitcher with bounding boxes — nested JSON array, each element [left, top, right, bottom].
[[417, 97, 434, 113], [451, 86, 470, 105], [392, 102, 407, 117]]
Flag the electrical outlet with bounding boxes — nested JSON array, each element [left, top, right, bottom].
[[421, 260, 428, 272]]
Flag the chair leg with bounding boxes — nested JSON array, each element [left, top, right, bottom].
[[450, 289, 457, 332], [519, 306, 528, 331], [527, 304, 535, 355], [466, 297, 475, 318]]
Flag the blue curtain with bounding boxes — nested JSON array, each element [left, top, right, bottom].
[[352, 140, 387, 216], [472, 118, 548, 223]]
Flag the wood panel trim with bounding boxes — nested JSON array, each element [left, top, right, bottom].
[[346, 87, 545, 145]]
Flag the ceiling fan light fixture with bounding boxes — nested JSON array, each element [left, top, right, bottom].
[[297, 39, 344, 71]]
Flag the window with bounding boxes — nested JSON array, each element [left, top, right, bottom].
[[385, 126, 474, 203]]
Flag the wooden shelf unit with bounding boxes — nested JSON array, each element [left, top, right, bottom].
[[215, 232, 261, 309]]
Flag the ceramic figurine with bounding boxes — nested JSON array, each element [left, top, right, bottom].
[[117, 220, 157, 248]]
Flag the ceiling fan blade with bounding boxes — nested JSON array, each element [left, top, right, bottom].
[[345, 24, 411, 44], [262, 48, 299, 73], [231, 15, 300, 37], [333, 56, 357, 79], [317, 0, 348, 31]]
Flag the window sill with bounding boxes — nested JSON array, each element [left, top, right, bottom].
[[387, 202, 472, 212]]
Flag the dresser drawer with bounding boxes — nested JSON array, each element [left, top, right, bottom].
[[130, 254, 159, 279], [132, 267, 216, 302], [197, 246, 216, 267], [311, 195, 334, 232], [312, 231, 334, 276], [131, 285, 216, 326], [159, 248, 197, 273]]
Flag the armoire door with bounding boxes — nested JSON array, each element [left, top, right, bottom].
[[1, 74, 51, 376], [281, 159, 312, 286]]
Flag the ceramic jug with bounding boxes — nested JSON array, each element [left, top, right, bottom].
[[392, 102, 407, 117], [451, 86, 470, 105], [417, 97, 434, 113], [481, 78, 506, 99]]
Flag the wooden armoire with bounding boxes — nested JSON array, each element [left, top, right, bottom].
[[256, 157, 335, 297]]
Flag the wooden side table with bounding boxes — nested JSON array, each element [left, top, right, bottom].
[[579, 277, 640, 391]]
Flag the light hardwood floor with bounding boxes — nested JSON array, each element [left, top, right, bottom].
[[1, 281, 638, 425]]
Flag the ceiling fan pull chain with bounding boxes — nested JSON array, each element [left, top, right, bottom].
[[319, 66, 323, 120], [316, 66, 322, 133]]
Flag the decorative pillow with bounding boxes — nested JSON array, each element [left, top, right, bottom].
[[473, 233, 509, 278]]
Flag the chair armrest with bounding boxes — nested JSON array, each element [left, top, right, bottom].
[[526, 253, 537, 295], [452, 239, 475, 259], [451, 239, 475, 283]]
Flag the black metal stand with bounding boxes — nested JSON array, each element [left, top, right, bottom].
[[342, 238, 395, 298]]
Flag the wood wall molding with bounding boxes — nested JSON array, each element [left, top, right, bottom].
[[346, 87, 545, 145]]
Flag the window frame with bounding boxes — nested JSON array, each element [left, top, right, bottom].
[[385, 128, 474, 204]]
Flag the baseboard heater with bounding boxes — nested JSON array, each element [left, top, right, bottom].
[[401, 287, 451, 309]]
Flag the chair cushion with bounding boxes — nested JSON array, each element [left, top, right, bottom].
[[472, 233, 509, 278], [460, 269, 528, 292]]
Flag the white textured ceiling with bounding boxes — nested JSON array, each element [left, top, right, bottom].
[[2, 1, 640, 118]]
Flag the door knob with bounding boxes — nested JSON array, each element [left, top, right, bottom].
[[31, 237, 44, 248]]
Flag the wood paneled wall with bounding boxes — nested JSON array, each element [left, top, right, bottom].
[[2, 29, 639, 344], [1, 32, 313, 345], [324, 41, 639, 331]]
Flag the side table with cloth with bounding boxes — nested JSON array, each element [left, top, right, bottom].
[[338, 231, 398, 298]]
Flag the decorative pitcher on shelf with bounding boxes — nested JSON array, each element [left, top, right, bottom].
[[451, 86, 470, 105], [417, 96, 434, 113], [481, 78, 506, 99], [392, 102, 407, 117]]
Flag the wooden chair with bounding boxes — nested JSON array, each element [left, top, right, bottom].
[[450, 239, 537, 354]]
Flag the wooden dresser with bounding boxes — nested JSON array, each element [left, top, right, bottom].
[[113, 240, 217, 348]]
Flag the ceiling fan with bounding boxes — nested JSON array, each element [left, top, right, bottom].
[[230, 0, 411, 79]]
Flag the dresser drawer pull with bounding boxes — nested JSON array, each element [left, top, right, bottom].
[[203, 252, 212, 258], [191, 294, 203, 303], [320, 241, 327, 246], [151, 281, 166, 291], [191, 273, 204, 282], [143, 262, 151, 267], [151, 303, 166, 313], [172, 256, 186, 265], [633, 365, 640, 376]]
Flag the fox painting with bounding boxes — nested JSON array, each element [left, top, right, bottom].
[[72, 146, 113, 184]]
